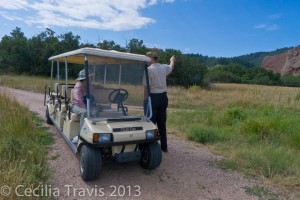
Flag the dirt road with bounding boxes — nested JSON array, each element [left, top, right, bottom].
[[2, 87, 261, 200]]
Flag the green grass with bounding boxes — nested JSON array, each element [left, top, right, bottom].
[[0, 91, 53, 199], [244, 185, 279, 200], [168, 106, 300, 190]]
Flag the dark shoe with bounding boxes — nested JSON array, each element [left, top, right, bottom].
[[162, 149, 168, 153]]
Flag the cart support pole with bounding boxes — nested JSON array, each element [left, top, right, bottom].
[[85, 56, 90, 118], [65, 57, 68, 105], [144, 64, 152, 119]]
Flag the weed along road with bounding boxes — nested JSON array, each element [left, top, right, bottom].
[[1, 86, 261, 200]]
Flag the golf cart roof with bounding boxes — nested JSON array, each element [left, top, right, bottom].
[[49, 47, 151, 65]]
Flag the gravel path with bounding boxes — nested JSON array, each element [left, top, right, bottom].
[[1, 87, 261, 200]]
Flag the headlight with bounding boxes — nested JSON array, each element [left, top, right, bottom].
[[93, 133, 112, 143], [145, 130, 155, 139]]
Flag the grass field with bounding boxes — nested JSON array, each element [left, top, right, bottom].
[[0, 89, 53, 199], [167, 84, 300, 197], [1, 75, 300, 197]]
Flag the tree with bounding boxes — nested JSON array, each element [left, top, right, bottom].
[[58, 31, 81, 52], [0, 27, 29, 74], [97, 40, 125, 52], [126, 38, 148, 54], [27, 28, 60, 75]]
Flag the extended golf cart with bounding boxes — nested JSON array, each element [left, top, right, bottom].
[[45, 48, 162, 181]]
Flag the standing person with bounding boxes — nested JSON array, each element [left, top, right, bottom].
[[145, 52, 175, 152]]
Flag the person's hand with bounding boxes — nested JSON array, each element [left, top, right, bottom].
[[170, 55, 175, 63]]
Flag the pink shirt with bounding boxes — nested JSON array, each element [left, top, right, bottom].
[[73, 81, 86, 109]]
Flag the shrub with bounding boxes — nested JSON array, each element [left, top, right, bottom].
[[187, 125, 219, 144], [223, 106, 246, 125], [237, 145, 294, 179]]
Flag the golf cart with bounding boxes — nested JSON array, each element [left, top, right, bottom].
[[45, 48, 162, 181]]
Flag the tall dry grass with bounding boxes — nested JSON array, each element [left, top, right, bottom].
[[168, 83, 300, 110], [2, 75, 300, 111], [0, 75, 52, 93], [0, 89, 53, 199]]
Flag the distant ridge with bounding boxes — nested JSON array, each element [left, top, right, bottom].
[[187, 46, 294, 69]]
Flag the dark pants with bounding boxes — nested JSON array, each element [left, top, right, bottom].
[[150, 92, 168, 151]]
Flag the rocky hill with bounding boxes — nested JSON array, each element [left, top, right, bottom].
[[261, 45, 300, 76]]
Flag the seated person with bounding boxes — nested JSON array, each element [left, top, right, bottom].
[[71, 69, 102, 143]]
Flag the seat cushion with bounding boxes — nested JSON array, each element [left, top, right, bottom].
[[70, 113, 80, 121]]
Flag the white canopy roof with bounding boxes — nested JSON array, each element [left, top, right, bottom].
[[49, 48, 151, 65]]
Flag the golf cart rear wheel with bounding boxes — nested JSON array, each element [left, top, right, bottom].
[[46, 107, 53, 124], [140, 141, 162, 169], [80, 145, 102, 181]]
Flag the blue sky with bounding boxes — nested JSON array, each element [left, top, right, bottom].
[[0, 0, 299, 57]]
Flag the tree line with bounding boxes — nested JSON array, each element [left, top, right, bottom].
[[1, 27, 300, 87]]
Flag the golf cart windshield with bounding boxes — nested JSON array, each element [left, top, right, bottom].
[[87, 63, 146, 119]]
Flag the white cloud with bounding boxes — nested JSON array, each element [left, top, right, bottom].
[[162, 0, 175, 3], [269, 13, 283, 19], [265, 24, 279, 31], [0, 11, 23, 21], [254, 24, 267, 29], [147, 0, 175, 5], [0, 0, 29, 10], [0, 0, 175, 31], [254, 23, 279, 31]]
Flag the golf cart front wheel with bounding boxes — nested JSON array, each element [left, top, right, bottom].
[[140, 141, 162, 169], [80, 145, 102, 181]]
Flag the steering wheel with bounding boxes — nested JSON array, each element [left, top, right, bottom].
[[108, 89, 129, 104]]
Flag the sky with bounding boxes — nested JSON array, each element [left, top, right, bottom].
[[0, 0, 300, 57]]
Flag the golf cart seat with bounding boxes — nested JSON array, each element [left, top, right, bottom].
[[51, 82, 61, 97], [69, 89, 80, 122], [61, 85, 73, 99]]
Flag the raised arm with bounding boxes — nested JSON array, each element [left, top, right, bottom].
[[170, 55, 175, 70]]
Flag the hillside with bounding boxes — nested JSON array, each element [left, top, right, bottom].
[[188, 47, 293, 68], [262, 45, 300, 76]]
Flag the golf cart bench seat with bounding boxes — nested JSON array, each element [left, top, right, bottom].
[[50, 83, 74, 99], [61, 85, 73, 99], [67, 89, 80, 122]]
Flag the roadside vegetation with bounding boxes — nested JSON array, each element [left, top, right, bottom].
[[0, 90, 53, 199], [168, 84, 300, 197], [1, 75, 300, 197], [0, 75, 50, 93]]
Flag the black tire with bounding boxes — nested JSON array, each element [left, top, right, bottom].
[[46, 107, 53, 124], [140, 141, 162, 169], [80, 145, 102, 181]]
